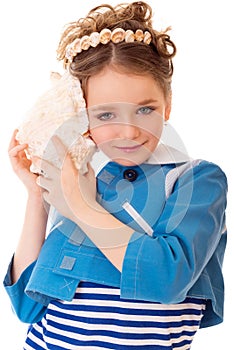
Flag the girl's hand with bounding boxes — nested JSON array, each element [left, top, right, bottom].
[[8, 129, 41, 196], [35, 136, 99, 222]]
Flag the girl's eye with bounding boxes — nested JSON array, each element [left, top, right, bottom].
[[97, 112, 115, 121], [137, 106, 155, 115]]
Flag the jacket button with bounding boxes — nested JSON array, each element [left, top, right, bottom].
[[123, 169, 138, 182]]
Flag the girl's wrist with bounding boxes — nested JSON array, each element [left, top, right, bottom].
[[27, 190, 43, 202], [26, 191, 48, 213]]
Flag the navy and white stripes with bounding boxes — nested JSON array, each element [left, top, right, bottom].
[[24, 281, 205, 350]]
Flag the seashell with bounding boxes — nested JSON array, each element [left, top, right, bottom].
[[111, 28, 125, 43], [135, 29, 144, 42], [72, 38, 82, 53], [99, 28, 112, 44], [143, 31, 152, 44], [89, 32, 100, 47], [16, 72, 96, 175], [50, 72, 62, 85], [80, 35, 90, 50], [125, 29, 135, 43], [65, 45, 75, 62]]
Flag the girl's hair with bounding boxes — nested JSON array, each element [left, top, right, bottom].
[[57, 1, 176, 99]]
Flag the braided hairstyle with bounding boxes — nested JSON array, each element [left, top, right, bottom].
[[57, 1, 176, 99]]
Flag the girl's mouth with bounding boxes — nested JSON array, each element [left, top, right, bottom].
[[114, 143, 144, 153]]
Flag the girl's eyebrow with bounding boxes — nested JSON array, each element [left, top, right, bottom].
[[88, 105, 116, 112], [137, 98, 159, 105]]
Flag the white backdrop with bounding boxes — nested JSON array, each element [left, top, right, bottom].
[[0, 0, 233, 348]]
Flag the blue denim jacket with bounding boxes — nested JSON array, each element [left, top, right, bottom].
[[4, 150, 227, 329]]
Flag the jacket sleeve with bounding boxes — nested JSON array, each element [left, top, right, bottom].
[[120, 161, 227, 303], [3, 257, 47, 323]]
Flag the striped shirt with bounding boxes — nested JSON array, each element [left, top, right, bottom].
[[23, 281, 206, 350]]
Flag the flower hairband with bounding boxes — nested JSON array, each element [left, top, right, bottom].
[[65, 28, 152, 63]]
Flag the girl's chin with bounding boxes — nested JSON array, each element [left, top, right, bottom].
[[114, 159, 139, 166], [110, 156, 150, 167]]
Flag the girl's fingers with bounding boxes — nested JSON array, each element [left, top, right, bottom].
[[8, 129, 19, 151], [32, 156, 62, 180], [8, 143, 28, 157]]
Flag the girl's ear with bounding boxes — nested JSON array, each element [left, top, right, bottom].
[[164, 102, 171, 121], [164, 92, 172, 121]]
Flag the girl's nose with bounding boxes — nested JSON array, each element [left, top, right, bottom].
[[119, 123, 140, 139]]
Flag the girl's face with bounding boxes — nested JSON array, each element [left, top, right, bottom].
[[86, 67, 171, 166]]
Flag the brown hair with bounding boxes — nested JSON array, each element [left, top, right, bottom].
[[57, 1, 176, 99]]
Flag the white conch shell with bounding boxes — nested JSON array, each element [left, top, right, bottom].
[[16, 71, 96, 174], [50, 71, 62, 85]]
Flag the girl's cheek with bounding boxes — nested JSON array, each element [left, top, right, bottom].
[[90, 131, 106, 147], [90, 125, 115, 144]]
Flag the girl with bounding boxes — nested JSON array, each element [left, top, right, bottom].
[[4, 2, 227, 349]]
